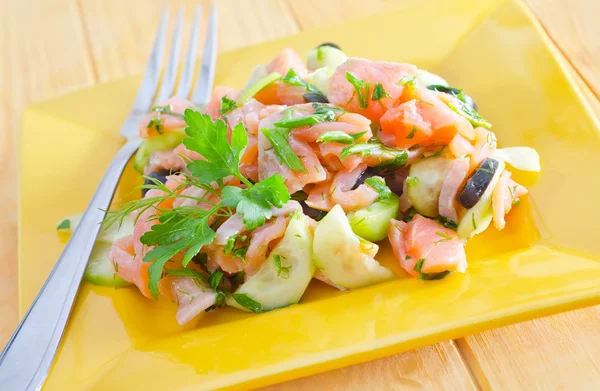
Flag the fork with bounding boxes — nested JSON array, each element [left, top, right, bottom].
[[0, 6, 218, 390]]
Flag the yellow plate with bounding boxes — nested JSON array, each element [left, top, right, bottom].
[[19, 0, 600, 389]]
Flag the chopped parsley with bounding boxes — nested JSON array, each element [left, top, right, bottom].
[[219, 96, 238, 116], [316, 46, 324, 61], [282, 68, 325, 96], [232, 293, 263, 313], [261, 127, 307, 172], [405, 176, 419, 186], [345, 71, 370, 109], [273, 254, 291, 279], [152, 104, 185, 119], [147, 117, 164, 134], [471, 213, 477, 230], [418, 271, 452, 280], [364, 176, 392, 200], [316, 130, 366, 144], [434, 231, 454, 244], [340, 140, 408, 169], [56, 219, 70, 230], [414, 259, 425, 273], [438, 216, 458, 231], [208, 270, 224, 291], [405, 127, 417, 139], [371, 82, 391, 101], [428, 84, 491, 128]]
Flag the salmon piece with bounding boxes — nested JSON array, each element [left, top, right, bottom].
[[265, 48, 308, 76], [492, 171, 528, 230], [330, 163, 379, 212], [449, 134, 475, 157], [438, 157, 470, 223], [469, 127, 496, 172], [205, 243, 246, 274], [144, 149, 186, 175], [174, 142, 203, 162], [245, 217, 289, 275], [254, 80, 306, 106], [328, 58, 418, 122], [215, 213, 246, 246], [240, 134, 259, 182], [171, 277, 216, 325], [306, 179, 335, 211], [387, 219, 415, 275], [257, 109, 327, 193], [225, 98, 266, 136], [110, 235, 152, 298], [404, 215, 467, 274], [139, 97, 195, 138], [380, 88, 475, 149]]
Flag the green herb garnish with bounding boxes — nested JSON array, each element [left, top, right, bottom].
[[340, 140, 408, 169], [371, 82, 391, 101], [152, 104, 185, 119], [232, 293, 263, 313], [219, 96, 238, 116], [364, 176, 392, 200], [438, 216, 458, 231], [414, 259, 425, 273], [405, 176, 419, 186], [261, 127, 307, 172], [405, 127, 417, 139], [345, 71, 370, 109], [471, 213, 477, 230], [273, 254, 291, 279], [418, 271, 452, 280], [316, 130, 366, 144], [57, 219, 70, 230], [147, 117, 164, 134]]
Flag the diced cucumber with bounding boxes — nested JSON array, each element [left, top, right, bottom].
[[313, 205, 395, 289], [457, 160, 506, 239], [84, 242, 130, 287], [406, 156, 454, 217], [226, 212, 314, 312], [133, 130, 187, 172], [307, 46, 348, 70], [493, 147, 541, 172], [347, 194, 400, 242], [307, 67, 335, 95], [238, 72, 282, 105], [416, 70, 449, 87]]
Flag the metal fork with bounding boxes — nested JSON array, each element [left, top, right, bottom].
[[0, 6, 218, 390]]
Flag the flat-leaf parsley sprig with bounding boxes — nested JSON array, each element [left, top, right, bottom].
[[104, 110, 291, 299]]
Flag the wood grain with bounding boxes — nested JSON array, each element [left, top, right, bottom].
[[262, 342, 477, 391], [0, 0, 96, 349], [2, 0, 600, 390]]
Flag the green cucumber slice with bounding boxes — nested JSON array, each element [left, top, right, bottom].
[[84, 242, 130, 287], [307, 46, 348, 70], [133, 130, 187, 172], [226, 212, 314, 312], [406, 156, 454, 217], [313, 205, 394, 289], [347, 194, 400, 241]]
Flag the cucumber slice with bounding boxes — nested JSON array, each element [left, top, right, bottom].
[[416, 70, 449, 87], [313, 205, 394, 289], [84, 242, 130, 287], [407, 156, 454, 217], [133, 130, 187, 172], [226, 212, 314, 312], [457, 160, 506, 239], [347, 193, 400, 242], [307, 46, 348, 70], [238, 72, 282, 105], [307, 67, 335, 95]]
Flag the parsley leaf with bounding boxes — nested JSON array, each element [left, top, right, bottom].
[[261, 127, 307, 172], [57, 219, 70, 230], [222, 175, 290, 231], [219, 96, 238, 116], [183, 111, 248, 185], [282, 68, 324, 96], [414, 259, 425, 273], [209, 270, 224, 291], [232, 293, 263, 313], [371, 82, 391, 101], [345, 71, 370, 109], [364, 176, 392, 200]]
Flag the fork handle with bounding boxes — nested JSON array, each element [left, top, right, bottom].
[[0, 138, 141, 391]]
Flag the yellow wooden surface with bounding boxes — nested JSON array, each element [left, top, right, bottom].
[[2, 0, 599, 389]]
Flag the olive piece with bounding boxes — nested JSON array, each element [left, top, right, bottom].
[[317, 42, 342, 51], [303, 91, 329, 103], [456, 158, 499, 209], [426, 84, 478, 111], [142, 169, 176, 197]]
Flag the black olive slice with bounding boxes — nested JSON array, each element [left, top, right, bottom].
[[317, 42, 342, 50], [303, 91, 329, 103], [142, 169, 176, 197], [456, 158, 499, 209]]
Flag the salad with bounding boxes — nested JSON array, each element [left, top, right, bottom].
[[58, 43, 540, 326]]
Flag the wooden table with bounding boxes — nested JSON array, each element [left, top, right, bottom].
[[2, 0, 599, 389]]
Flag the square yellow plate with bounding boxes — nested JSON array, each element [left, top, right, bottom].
[[19, 0, 600, 389]]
